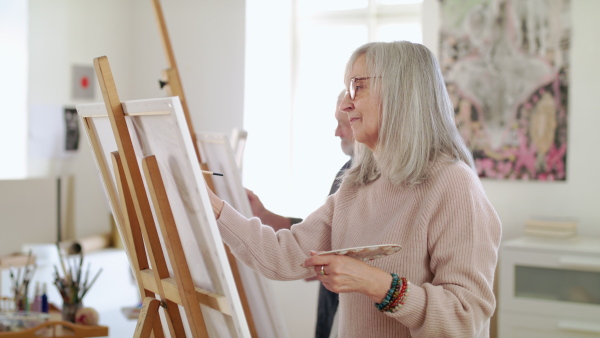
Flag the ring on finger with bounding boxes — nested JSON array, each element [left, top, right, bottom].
[[319, 265, 326, 276]]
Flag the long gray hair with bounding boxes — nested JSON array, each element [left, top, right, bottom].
[[344, 41, 474, 186]]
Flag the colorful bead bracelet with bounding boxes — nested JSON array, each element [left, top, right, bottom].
[[375, 274, 410, 313]]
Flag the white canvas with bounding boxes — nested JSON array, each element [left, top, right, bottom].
[[229, 128, 248, 170], [197, 132, 290, 338]]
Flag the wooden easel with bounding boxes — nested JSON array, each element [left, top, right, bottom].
[[93, 56, 243, 337], [150, 0, 203, 176], [149, 1, 258, 336]]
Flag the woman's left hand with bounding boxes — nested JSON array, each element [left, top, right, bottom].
[[303, 251, 393, 302]]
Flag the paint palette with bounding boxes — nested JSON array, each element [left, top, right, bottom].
[[316, 244, 402, 262]]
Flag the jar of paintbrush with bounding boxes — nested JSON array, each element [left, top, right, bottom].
[[8, 250, 36, 312], [53, 244, 102, 323]]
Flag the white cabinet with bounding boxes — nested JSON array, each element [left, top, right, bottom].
[[498, 237, 600, 338]]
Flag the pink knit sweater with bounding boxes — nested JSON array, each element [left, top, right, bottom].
[[217, 160, 502, 337]]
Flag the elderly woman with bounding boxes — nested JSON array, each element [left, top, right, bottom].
[[208, 41, 501, 337]]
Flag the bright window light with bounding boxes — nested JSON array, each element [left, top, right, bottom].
[[378, 0, 423, 5], [244, 0, 422, 218], [0, 1, 28, 179], [243, 0, 295, 214], [290, 22, 368, 216], [297, 0, 368, 15], [377, 22, 422, 42]]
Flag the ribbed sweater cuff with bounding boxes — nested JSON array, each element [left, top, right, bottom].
[[385, 282, 426, 328]]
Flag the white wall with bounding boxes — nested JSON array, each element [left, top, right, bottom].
[[127, 0, 246, 135], [423, 0, 600, 241], [0, 0, 246, 251], [0, 0, 135, 255], [24, 0, 139, 243], [0, 179, 58, 255]]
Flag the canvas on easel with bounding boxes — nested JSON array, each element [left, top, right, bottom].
[[148, 1, 286, 336], [229, 128, 248, 171], [197, 132, 289, 338], [77, 56, 250, 337]]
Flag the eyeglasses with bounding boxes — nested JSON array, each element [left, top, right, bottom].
[[347, 77, 376, 100]]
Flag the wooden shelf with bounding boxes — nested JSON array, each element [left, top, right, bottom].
[[0, 320, 108, 337]]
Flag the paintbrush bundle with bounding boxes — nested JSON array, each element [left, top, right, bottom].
[[7, 250, 36, 311], [53, 244, 103, 316]]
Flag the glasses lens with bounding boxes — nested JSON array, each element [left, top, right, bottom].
[[349, 78, 355, 100]]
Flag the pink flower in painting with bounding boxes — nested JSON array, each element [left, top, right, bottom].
[[475, 159, 483, 175], [545, 143, 567, 179], [513, 133, 537, 177], [496, 161, 513, 178], [476, 158, 495, 177]]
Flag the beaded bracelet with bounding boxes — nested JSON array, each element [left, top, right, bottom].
[[389, 280, 410, 312], [383, 278, 410, 312], [375, 275, 410, 313], [381, 278, 407, 312], [375, 273, 399, 311]]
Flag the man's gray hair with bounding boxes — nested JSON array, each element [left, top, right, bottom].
[[343, 41, 474, 186]]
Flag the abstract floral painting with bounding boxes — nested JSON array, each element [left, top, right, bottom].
[[439, 0, 570, 180]]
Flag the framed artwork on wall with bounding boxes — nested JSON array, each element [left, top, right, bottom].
[[439, 0, 570, 180]]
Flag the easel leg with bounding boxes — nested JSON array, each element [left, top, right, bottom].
[[134, 297, 161, 338]]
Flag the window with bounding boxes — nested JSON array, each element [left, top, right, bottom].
[[244, 0, 422, 217], [0, 0, 28, 179]]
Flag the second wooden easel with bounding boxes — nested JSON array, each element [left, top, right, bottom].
[[149, 1, 258, 336]]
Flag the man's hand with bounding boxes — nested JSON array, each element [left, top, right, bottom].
[[245, 189, 266, 218], [244, 188, 293, 231]]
